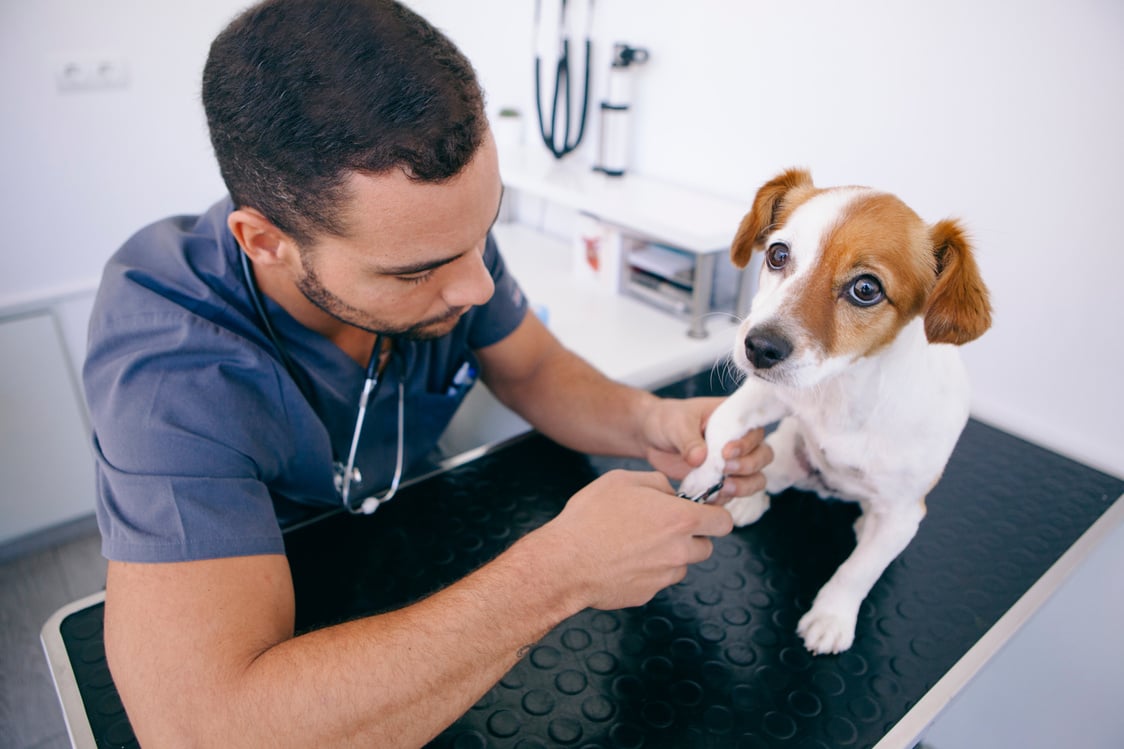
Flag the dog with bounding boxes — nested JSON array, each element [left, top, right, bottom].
[[679, 168, 992, 654]]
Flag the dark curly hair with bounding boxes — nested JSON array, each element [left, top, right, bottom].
[[202, 0, 486, 245]]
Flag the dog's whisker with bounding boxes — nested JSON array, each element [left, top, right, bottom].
[[707, 352, 743, 393], [698, 310, 743, 324]]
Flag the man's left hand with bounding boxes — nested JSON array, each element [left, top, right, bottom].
[[641, 397, 772, 504]]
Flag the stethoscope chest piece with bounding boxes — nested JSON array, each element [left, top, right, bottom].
[[333, 462, 362, 496]]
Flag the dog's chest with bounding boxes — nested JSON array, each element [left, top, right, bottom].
[[792, 422, 881, 501], [781, 377, 916, 502], [783, 390, 956, 505]]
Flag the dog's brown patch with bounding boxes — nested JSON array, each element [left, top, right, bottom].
[[730, 168, 822, 268], [788, 191, 936, 360], [924, 220, 992, 344]]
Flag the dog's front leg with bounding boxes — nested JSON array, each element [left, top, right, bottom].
[[797, 500, 925, 654], [679, 379, 788, 522]]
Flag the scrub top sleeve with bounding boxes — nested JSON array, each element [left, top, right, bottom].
[[85, 312, 293, 562]]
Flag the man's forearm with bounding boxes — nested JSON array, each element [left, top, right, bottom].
[[244, 539, 575, 747], [109, 532, 583, 749], [489, 345, 660, 459]]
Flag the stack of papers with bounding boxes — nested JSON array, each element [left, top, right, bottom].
[[628, 244, 695, 286]]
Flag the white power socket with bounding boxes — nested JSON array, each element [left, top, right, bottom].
[[54, 55, 130, 92]]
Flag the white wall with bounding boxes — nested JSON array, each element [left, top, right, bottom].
[[440, 0, 1124, 477], [0, 1, 235, 295], [1, 0, 241, 368], [3, 0, 1121, 477]]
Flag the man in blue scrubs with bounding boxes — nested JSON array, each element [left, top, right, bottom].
[[84, 1, 771, 745]]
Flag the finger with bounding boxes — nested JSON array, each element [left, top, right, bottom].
[[724, 440, 774, 478], [677, 410, 710, 467], [713, 472, 767, 503], [721, 427, 767, 461], [675, 398, 719, 467], [685, 536, 714, 565], [641, 470, 675, 493], [684, 441, 708, 469], [604, 468, 674, 493], [691, 503, 734, 538]]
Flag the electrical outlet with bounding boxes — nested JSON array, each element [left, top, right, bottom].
[[54, 55, 129, 93]]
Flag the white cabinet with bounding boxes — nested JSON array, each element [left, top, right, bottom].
[[0, 312, 95, 546]]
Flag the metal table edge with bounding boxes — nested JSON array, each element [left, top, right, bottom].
[[41, 589, 107, 749], [874, 490, 1124, 749]]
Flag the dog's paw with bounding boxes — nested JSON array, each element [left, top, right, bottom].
[[678, 461, 725, 501], [724, 493, 770, 527], [796, 603, 858, 655]]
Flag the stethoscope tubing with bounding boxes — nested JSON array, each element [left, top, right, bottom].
[[238, 250, 405, 515], [534, 0, 593, 159]]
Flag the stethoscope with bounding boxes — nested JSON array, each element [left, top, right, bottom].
[[534, 0, 594, 159], [239, 251, 405, 515]]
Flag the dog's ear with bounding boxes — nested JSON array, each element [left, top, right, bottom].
[[730, 168, 815, 268], [924, 219, 992, 345]]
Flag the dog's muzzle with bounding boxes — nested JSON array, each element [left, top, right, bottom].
[[745, 327, 793, 370]]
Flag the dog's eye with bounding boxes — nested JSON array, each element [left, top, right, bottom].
[[848, 275, 884, 306], [765, 242, 790, 270]]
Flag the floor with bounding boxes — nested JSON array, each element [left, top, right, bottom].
[[0, 520, 105, 749]]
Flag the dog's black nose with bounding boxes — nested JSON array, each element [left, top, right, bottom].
[[745, 329, 792, 369]]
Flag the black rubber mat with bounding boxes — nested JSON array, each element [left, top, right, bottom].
[[57, 370, 1123, 748]]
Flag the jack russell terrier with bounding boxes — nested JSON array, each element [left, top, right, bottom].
[[679, 168, 992, 654]]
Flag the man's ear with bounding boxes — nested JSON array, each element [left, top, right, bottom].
[[227, 208, 298, 268]]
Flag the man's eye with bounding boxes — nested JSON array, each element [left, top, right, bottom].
[[398, 271, 434, 285]]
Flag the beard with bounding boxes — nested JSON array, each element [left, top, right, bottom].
[[296, 265, 466, 341]]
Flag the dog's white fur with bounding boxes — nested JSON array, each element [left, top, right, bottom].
[[679, 169, 991, 654]]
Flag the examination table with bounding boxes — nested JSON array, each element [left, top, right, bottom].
[[42, 368, 1124, 748]]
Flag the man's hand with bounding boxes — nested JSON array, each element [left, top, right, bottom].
[[532, 469, 734, 610], [640, 396, 773, 504]]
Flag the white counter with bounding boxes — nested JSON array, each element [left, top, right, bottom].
[[437, 222, 739, 458]]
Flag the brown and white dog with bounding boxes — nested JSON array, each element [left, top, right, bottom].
[[679, 168, 992, 654]]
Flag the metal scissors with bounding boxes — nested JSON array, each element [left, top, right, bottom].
[[677, 478, 725, 504]]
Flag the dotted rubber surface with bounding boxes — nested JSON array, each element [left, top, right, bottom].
[[58, 370, 1123, 748]]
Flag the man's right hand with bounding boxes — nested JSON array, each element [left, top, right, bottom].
[[532, 468, 735, 611]]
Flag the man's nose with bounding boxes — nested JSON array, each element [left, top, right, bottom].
[[443, 246, 494, 308]]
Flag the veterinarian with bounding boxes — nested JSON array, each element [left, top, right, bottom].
[[81, 1, 771, 745]]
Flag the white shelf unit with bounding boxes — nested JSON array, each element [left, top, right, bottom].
[[498, 147, 751, 338]]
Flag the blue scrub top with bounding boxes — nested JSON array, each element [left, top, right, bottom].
[[84, 197, 529, 563]]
